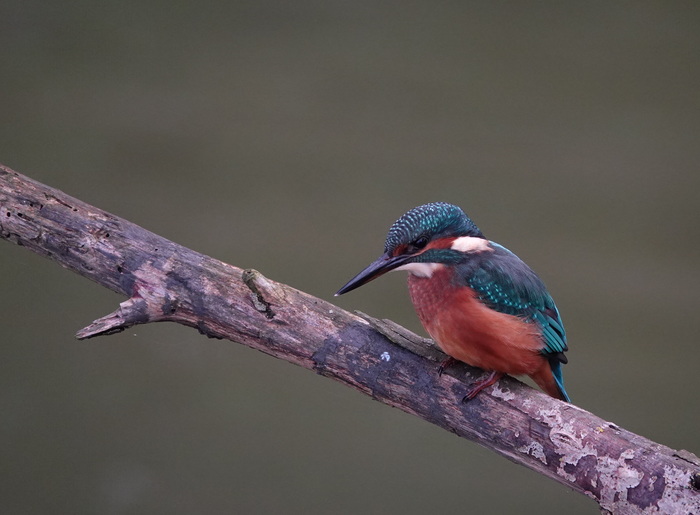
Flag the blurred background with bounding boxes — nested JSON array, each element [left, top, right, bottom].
[[1, 2, 699, 513]]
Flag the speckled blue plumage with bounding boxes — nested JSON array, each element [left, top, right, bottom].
[[385, 202, 483, 252], [465, 243, 568, 357]]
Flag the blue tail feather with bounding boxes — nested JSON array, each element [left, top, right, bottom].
[[550, 361, 571, 402]]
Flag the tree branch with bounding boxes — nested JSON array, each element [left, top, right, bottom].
[[1, 163, 698, 514]]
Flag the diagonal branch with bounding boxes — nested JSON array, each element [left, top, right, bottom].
[[1, 163, 698, 514]]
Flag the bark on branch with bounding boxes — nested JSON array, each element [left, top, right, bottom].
[[1, 163, 698, 514]]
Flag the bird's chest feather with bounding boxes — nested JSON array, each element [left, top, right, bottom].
[[407, 268, 544, 375]]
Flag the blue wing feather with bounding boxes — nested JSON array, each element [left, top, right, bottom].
[[464, 243, 568, 361]]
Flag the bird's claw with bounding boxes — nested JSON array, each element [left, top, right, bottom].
[[460, 371, 504, 402], [437, 357, 458, 377]]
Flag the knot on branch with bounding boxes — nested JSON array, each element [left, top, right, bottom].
[[242, 268, 287, 320]]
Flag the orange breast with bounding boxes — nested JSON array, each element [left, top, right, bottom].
[[407, 269, 546, 376]]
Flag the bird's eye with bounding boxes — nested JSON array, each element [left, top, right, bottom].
[[411, 236, 429, 251]]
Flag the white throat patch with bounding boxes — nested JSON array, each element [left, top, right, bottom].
[[394, 262, 442, 278], [450, 236, 492, 253]]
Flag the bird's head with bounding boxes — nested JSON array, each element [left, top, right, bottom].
[[335, 202, 485, 295]]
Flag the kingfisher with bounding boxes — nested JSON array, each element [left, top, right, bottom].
[[335, 202, 570, 402]]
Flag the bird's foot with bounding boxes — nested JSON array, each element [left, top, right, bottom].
[[462, 371, 504, 402], [438, 357, 459, 377]]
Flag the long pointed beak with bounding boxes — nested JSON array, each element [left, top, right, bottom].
[[335, 252, 409, 296]]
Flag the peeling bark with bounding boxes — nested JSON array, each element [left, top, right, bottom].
[[1, 163, 699, 514]]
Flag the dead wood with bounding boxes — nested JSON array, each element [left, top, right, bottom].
[[1, 163, 698, 514]]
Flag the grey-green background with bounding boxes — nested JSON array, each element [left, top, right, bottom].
[[2, 2, 698, 514]]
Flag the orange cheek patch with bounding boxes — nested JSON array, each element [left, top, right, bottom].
[[391, 244, 408, 257], [423, 237, 454, 250]]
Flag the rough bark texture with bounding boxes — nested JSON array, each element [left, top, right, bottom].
[[1, 163, 699, 514]]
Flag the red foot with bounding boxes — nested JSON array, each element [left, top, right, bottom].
[[438, 357, 459, 377], [462, 371, 504, 402]]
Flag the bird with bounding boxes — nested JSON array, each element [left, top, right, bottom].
[[335, 202, 570, 402]]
